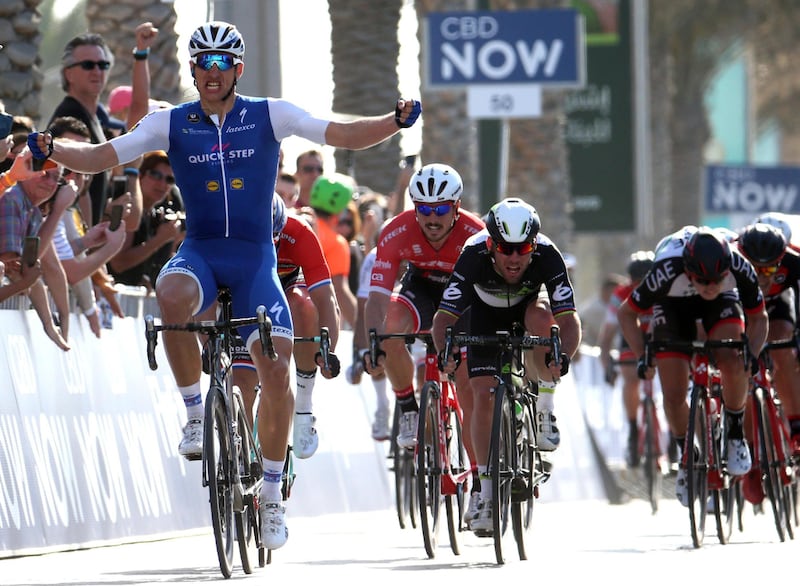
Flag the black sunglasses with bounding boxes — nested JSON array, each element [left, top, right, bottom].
[[690, 273, 726, 286], [146, 169, 175, 185], [300, 165, 323, 174], [67, 60, 111, 71]]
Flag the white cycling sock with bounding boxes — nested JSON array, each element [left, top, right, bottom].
[[478, 465, 492, 500], [373, 376, 390, 412], [295, 369, 316, 413], [261, 458, 284, 503], [537, 379, 556, 412], [178, 381, 203, 419]]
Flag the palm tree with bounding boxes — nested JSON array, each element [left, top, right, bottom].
[[85, 0, 182, 107], [328, 0, 404, 195]]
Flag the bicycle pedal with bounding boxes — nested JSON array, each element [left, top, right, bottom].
[[511, 478, 532, 502]]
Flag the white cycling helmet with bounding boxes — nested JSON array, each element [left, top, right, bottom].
[[272, 193, 287, 236], [486, 198, 540, 244], [189, 21, 245, 64], [408, 163, 463, 204], [754, 211, 793, 244]]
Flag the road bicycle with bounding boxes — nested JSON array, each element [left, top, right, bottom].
[[612, 351, 667, 515], [645, 337, 747, 548], [447, 324, 561, 565], [745, 337, 797, 541], [144, 288, 275, 578], [367, 329, 470, 558]]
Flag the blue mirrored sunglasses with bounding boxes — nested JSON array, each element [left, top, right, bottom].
[[196, 53, 235, 71], [415, 203, 453, 217]]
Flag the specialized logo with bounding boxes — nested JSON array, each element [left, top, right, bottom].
[[206, 180, 220, 192], [270, 300, 285, 325], [230, 178, 244, 189], [240, 107, 247, 125]]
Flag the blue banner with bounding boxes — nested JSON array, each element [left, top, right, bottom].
[[425, 9, 585, 88], [704, 164, 800, 213]]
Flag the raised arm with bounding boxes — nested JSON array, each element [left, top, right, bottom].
[[324, 99, 421, 150]]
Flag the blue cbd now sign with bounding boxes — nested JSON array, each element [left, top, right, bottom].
[[704, 164, 800, 213], [424, 9, 585, 89]]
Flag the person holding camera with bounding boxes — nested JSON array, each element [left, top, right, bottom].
[[107, 150, 184, 292]]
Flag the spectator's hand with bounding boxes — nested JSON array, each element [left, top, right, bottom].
[[18, 258, 41, 288], [135, 22, 158, 50], [103, 222, 127, 253], [155, 218, 181, 243], [85, 306, 101, 338], [53, 179, 78, 214], [395, 99, 422, 128], [83, 221, 110, 249]]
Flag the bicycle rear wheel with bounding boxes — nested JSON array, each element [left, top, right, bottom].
[[417, 381, 442, 558], [686, 384, 708, 548], [755, 388, 789, 542], [490, 382, 514, 564], [204, 387, 235, 578], [642, 396, 662, 514], [511, 391, 536, 560], [233, 392, 263, 574]]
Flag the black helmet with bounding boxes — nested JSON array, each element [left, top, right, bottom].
[[738, 222, 787, 265], [683, 227, 731, 280], [627, 250, 654, 281], [485, 198, 540, 245]]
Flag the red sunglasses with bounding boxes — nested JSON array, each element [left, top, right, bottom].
[[494, 241, 535, 256]]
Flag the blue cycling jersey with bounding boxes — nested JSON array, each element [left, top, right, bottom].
[[110, 94, 329, 343]]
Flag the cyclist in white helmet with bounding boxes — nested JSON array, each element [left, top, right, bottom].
[[432, 197, 581, 534], [364, 163, 483, 463], [29, 19, 422, 551]]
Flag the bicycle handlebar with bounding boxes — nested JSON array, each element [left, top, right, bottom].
[[144, 306, 276, 371]]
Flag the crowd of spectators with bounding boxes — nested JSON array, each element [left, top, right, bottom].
[[0, 22, 407, 354]]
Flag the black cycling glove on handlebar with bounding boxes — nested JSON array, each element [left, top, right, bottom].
[[437, 349, 461, 372], [636, 355, 648, 380], [749, 355, 760, 376], [545, 352, 570, 376], [315, 351, 341, 378]]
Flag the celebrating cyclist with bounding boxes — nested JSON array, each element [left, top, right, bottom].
[[736, 223, 800, 460], [432, 198, 581, 534], [364, 163, 483, 453], [28, 20, 421, 550], [617, 226, 767, 507], [598, 250, 655, 468]]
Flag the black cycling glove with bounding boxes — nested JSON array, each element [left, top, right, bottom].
[[545, 352, 570, 376], [636, 355, 648, 380]]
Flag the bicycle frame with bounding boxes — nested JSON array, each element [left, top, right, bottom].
[[367, 329, 471, 558]]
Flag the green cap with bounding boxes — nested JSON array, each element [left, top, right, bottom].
[[310, 173, 355, 215]]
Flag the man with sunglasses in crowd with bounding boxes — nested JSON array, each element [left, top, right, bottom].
[[617, 225, 767, 507], [364, 163, 483, 450], [49, 33, 139, 228], [28, 20, 421, 551], [431, 197, 579, 534]]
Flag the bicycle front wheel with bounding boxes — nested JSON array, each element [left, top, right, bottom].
[[233, 391, 263, 573], [642, 396, 662, 514], [686, 384, 708, 548], [417, 381, 442, 558], [755, 388, 789, 542], [444, 399, 467, 556], [392, 404, 416, 530], [490, 382, 514, 564], [205, 387, 235, 578]]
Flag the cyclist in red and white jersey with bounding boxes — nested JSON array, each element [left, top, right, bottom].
[[364, 163, 483, 456], [231, 196, 341, 461]]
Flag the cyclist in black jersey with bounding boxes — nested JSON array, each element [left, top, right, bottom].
[[432, 198, 581, 533], [28, 20, 421, 551]]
